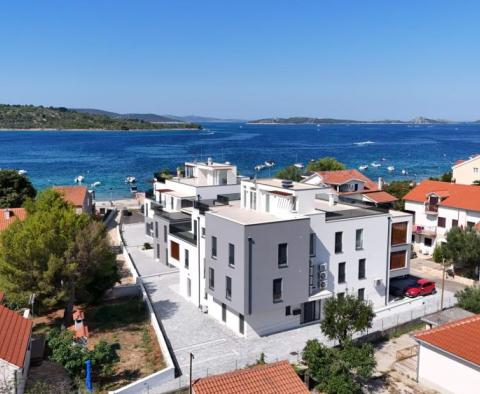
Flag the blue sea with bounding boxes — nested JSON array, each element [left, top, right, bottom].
[[1, 122, 480, 199]]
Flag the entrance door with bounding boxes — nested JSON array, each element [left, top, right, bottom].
[[302, 301, 316, 324]]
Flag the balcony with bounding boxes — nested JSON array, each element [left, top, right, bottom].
[[170, 222, 197, 245], [424, 203, 438, 215], [413, 224, 437, 237]]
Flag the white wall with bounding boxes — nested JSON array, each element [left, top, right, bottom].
[[418, 344, 480, 394], [452, 156, 480, 185], [0, 360, 17, 394]]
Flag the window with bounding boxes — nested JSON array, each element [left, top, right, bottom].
[[390, 250, 407, 270], [358, 288, 365, 301], [309, 233, 316, 256], [228, 243, 235, 266], [278, 243, 288, 267], [358, 259, 366, 279], [211, 236, 217, 258], [155, 222, 159, 238], [285, 306, 291, 316], [273, 278, 283, 303], [209, 268, 215, 290], [222, 303, 227, 322], [184, 249, 189, 269], [156, 244, 160, 259], [226, 276, 232, 300], [335, 232, 343, 254], [452, 219, 458, 228], [474, 167, 479, 174], [170, 196, 174, 210], [355, 229, 363, 250], [265, 193, 270, 212], [170, 241, 179, 260], [424, 237, 432, 247], [467, 221, 475, 229], [239, 314, 244, 334], [243, 188, 247, 208], [187, 278, 191, 297], [201, 227, 205, 238], [338, 262, 346, 283], [250, 191, 257, 210], [164, 225, 167, 243], [438, 217, 446, 228], [391, 222, 408, 245]]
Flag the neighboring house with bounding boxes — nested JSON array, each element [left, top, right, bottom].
[[420, 307, 474, 330], [0, 208, 27, 232], [302, 169, 397, 206], [414, 314, 480, 394], [192, 360, 309, 394], [404, 180, 480, 255], [0, 305, 33, 394], [53, 185, 93, 215], [144, 160, 413, 337], [452, 154, 480, 185]]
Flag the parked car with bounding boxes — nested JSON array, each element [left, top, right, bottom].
[[405, 279, 436, 298], [389, 277, 418, 297]]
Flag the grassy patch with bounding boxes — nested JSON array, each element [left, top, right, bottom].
[[86, 297, 147, 330], [388, 320, 424, 339]]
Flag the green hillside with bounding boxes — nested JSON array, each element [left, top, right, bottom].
[[0, 105, 201, 130]]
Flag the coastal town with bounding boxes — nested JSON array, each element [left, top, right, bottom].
[[1, 153, 480, 393]]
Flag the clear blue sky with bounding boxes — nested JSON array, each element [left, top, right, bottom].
[[1, 1, 479, 120]]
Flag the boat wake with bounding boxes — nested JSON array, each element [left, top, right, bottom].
[[354, 141, 375, 146]]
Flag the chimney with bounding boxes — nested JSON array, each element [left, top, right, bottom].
[[3, 209, 11, 220], [378, 177, 384, 190], [207, 157, 213, 166], [328, 192, 337, 206]]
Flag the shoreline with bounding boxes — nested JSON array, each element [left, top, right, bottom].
[[0, 127, 202, 132], [246, 122, 461, 125]]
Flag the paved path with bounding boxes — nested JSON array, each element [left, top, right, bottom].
[[121, 222, 457, 393]]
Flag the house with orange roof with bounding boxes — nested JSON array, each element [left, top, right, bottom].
[[404, 180, 480, 254], [0, 305, 33, 394], [452, 154, 480, 185], [53, 185, 93, 215], [192, 360, 309, 394], [0, 208, 27, 232], [302, 169, 397, 206], [414, 314, 480, 393]]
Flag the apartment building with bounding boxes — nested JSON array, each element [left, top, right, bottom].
[[144, 161, 412, 337], [404, 180, 480, 255], [452, 154, 480, 185]]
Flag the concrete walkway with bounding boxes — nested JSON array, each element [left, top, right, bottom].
[[121, 222, 457, 393]]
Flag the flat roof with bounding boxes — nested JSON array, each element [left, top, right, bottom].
[[421, 307, 474, 327], [250, 178, 324, 191], [314, 198, 386, 220], [185, 161, 236, 170]]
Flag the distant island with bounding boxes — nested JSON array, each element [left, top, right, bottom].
[[0, 105, 201, 130], [249, 116, 453, 125]]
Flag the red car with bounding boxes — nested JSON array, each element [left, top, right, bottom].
[[405, 279, 436, 298]]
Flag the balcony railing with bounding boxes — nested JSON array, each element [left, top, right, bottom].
[[413, 224, 437, 236], [170, 222, 197, 245], [424, 203, 439, 214]]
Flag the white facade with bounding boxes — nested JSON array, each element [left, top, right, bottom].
[[452, 155, 480, 185], [417, 343, 480, 394], [0, 343, 31, 394]]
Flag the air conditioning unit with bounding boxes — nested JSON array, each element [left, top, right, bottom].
[[319, 263, 327, 272], [374, 278, 382, 287], [320, 280, 328, 289], [319, 272, 327, 281]]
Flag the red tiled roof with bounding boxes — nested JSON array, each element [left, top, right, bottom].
[[454, 159, 466, 166], [315, 169, 379, 191], [415, 314, 480, 366], [404, 180, 480, 212], [53, 186, 88, 207], [0, 305, 32, 368], [362, 190, 398, 203], [192, 361, 309, 394], [0, 208, 27, 232]]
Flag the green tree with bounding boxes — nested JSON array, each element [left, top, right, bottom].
[[321, 294, 375, 347], [0, 169, 36, 208], [275, 165, 304, 182], [154, 168, 173, 181], [383, 180, 412, 210], [306, 157, 346, 172], [429, 171, 453, 182], [455, 286, 480, 313]]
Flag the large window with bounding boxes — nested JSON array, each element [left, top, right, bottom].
[[155, 222, 159, 238], [335, 232, 343, 254], [164, 225, 167, 243], [452, 219, 458, 228], [391, 222, 408, 245], [184, 249, 189, 269], [209, 268, 215, 290], [358, 288, 365, 301], [309, 233, 316, 256], [211, 236, 217, 258], [358, 258, 366, 279], [273, 278, 283, 303], [355, 229, 363, 250], [278, 243, 288, 267], [250, 191, 257, 210], [222, 303, 227, 322], [390, 250, 407, 270], [226, 276, 232, 300], [438, 217, 446, 228], [170, 241, 179, 261], [424, 237, 432, 247], [228, 243, 235, 266], [338, 262, 346, 283]]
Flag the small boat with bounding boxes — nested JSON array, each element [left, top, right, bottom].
[[125, 176, 136, 184], [74, 175, 84, 183], [294, 163, 304, 169], [91, 181, 101, 187], [18, 169, 27, 175], [381, 157, 387, 161], [401, 169, 408, 175], [264, 160, 275, 167], [387, 166, 395, 172], [371, 162, 381, 168], [254, 164, 266, 171], [358, 165, 369, 171]]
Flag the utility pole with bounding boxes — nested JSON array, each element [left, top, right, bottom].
[[189, 352, 195, 394], [440, 258, 446, 310]]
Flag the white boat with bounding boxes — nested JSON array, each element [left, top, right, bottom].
[[371, 162, 381, 168], [264, 160, 275, 167], [294, 163, 304, 169], [18, 169, 27, 175], [387, 166, 395, 172], [125, 176, 136, 184], [401, 169, 408, 175], [254, 164, 266, 171], [358, 165, 369, 171], [91, 181, 101, 187], [74, 175, 84, 183]]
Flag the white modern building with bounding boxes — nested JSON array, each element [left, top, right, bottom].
[[452, 154, 480, 185], [144, 160, 412, 337], [414, 314, 480, 394], [404, 180, 480, 255]]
